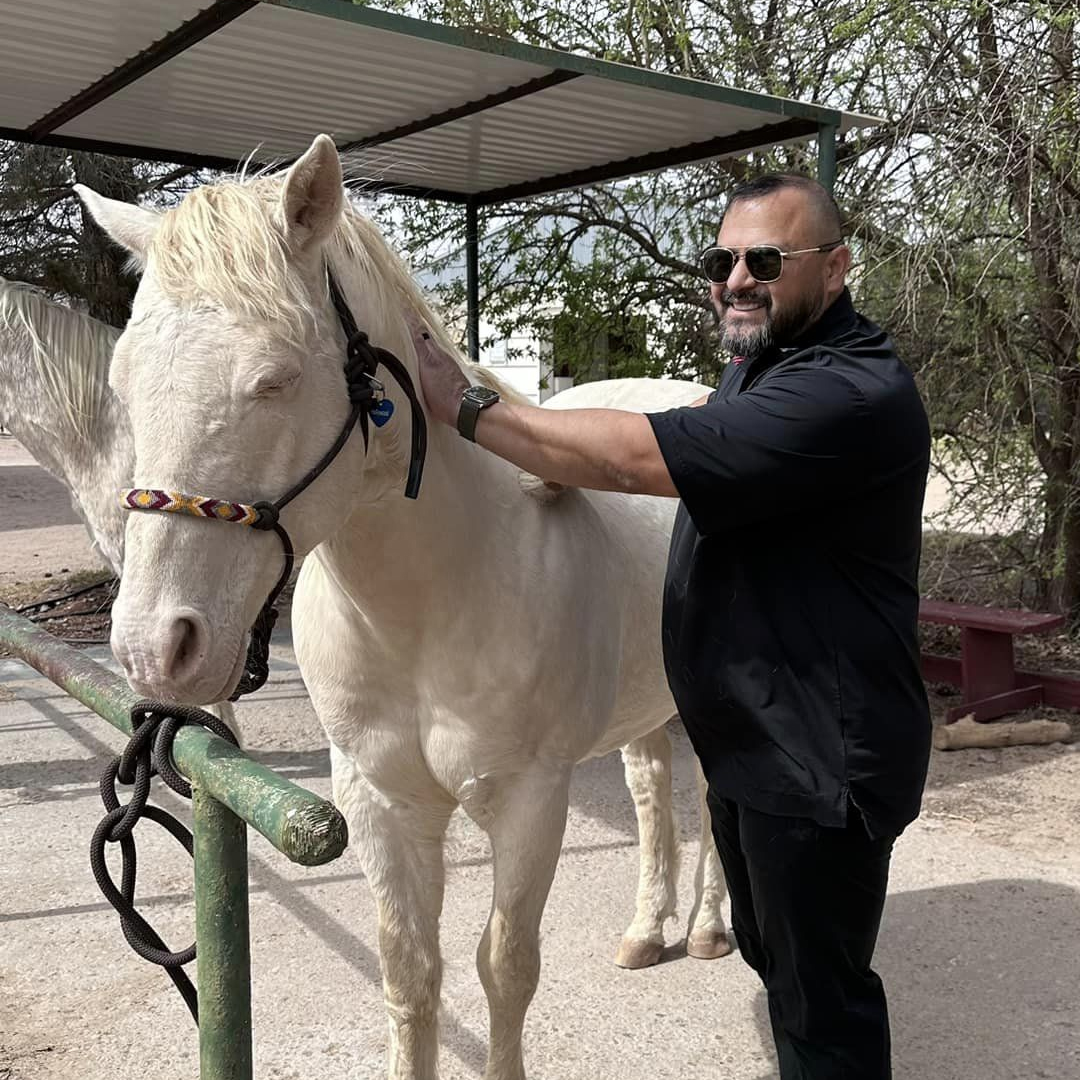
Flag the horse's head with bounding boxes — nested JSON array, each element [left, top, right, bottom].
[[76, 134, 427, 704]]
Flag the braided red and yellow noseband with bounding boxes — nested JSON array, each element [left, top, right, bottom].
[[120, 486, 287, 700], [121, 489, 267, 529]]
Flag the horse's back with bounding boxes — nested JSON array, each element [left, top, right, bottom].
[[516, 374, 710, 509], [540, 376, 710, 413]]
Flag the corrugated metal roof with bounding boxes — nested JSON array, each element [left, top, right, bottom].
[[348, 76, 817, 200], [54, 3, 554, 169], [0, 0, 210, 128], [0, 0, 879, 202]]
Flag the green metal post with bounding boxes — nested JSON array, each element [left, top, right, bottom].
[[466, 198, 480, 362], [194, 786, 253, 1080], [0, 607, 347, 865], [0, 604, 349, 1080], [818, 122, 838, 193]]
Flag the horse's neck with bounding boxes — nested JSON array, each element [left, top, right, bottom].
[[315, 252, 526, 598], [0, 326, 131, 574], [319, 420, 521, 604]]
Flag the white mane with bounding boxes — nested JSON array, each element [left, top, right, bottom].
[[148, 172, 526, 403], [0, 278, 120, 440]]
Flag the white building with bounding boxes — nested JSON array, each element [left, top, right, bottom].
[[446, 311, 571, 404], [412, 219, 601, 404]]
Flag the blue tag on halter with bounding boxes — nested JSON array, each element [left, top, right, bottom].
[[370, 399, 395, 427]]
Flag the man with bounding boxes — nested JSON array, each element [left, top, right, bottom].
[[414, 173, 931, 1079]]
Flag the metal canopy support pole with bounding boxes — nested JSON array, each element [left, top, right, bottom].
[[466, 198, 480, 362], [817, 122, 838, 193], [194, 788, 253, 1080]]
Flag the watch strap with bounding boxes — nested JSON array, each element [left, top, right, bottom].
[[457, 387, 499, 441], [457, 394, 481, 441]]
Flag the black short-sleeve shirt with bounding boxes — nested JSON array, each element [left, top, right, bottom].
[[647, 289, 931, 837]]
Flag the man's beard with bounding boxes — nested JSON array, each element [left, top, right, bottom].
[[718, 288, 824, 360]]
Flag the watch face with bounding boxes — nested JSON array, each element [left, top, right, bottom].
[[466, 386, 500, 405]]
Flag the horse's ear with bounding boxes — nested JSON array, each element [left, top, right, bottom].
[[73, 185, 160, 263], [280, 134, 343, 253]]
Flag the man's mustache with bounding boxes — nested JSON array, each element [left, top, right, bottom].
[[720, 289, 771, 309]]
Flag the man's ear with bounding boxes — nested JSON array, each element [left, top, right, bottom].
[[827, 243, 853, 289]]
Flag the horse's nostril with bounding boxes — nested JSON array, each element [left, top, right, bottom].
[[160, 610, 210, 684], [175, 618, 196, 665]]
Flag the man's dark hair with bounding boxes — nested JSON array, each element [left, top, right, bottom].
[[722, 173, 845, 240]]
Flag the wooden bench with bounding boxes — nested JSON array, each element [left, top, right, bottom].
[[919, 599, 1067, 723]]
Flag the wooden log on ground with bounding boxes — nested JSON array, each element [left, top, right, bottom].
[[933, 714, 1074, 751]]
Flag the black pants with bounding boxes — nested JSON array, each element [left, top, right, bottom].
[[707, 795, 895, 1080]]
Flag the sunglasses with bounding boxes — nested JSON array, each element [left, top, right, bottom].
[[700, 240, 844, 284]]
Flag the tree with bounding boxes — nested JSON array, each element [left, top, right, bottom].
[[3, 2, 1078, 614], [854, 2, 1079, 612], [373, 0, 1080, 618], [0, 143, 203, 326]]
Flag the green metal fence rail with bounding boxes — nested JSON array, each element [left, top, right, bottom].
[[0, 605, 349, 1080]]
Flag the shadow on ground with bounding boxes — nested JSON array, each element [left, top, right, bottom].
[[743, 876, 1080, 1080], [0, 466, 81, 531]]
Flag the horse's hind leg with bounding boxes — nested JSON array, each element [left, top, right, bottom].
[[685, 757, 733, 959], [615, 724, 678, 969], [473, 765, 572, 1080]]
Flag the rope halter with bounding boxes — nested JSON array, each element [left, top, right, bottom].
[[119, 268, 428, 699]]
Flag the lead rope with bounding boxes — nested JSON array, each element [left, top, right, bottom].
[[89, 701, 240, 1023]]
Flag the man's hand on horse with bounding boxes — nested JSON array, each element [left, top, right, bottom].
[[409, 314, 469, 427]]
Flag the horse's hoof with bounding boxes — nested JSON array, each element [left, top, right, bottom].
[[614, 937, 663, 969], [686, 929, 734, 960]]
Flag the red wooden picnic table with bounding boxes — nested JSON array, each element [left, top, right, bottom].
[[919, 599, 1068, 723]]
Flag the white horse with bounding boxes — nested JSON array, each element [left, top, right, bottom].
[[0, 277, 129, 575], [75, 134, 730, 1080], [0, 277, 239, 731]]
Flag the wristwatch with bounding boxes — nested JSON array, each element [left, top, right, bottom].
[[457, 385, 500, 441]]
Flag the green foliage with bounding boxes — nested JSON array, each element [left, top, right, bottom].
[[372, 0, 1080, 611]]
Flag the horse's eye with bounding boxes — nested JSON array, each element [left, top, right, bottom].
[[250, 367, 301, 398]]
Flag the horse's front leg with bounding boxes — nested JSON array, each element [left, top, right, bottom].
[[331, 744, 455, 1080], [204, 699, 240, 743], [615, 725, 679, 968], [686, 757, 733, 959], [468, 765, 572, 1080]]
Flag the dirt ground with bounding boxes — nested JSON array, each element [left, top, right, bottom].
[[0, 435, 105, 587], [2, 436, 1079, 1079]]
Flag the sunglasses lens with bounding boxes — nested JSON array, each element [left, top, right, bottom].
[[702, 248, 735, 283], [744, 248, 783, 282]]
